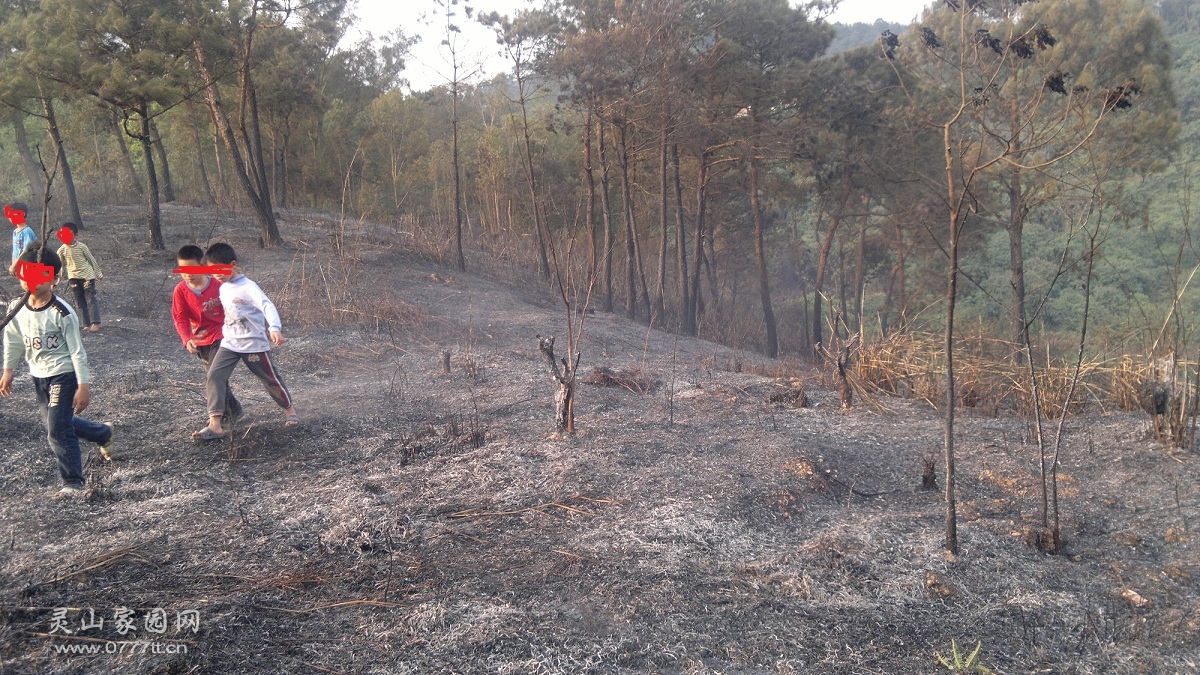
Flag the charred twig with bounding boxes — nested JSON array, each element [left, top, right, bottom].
[[254, 599, 404, 615], [230, 482, 249, 524], [571, 496, 622, 505], [824, 474, 891, 499], [9, 547, 157, 598]]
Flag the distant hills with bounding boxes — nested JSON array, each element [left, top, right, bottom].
[[826, 19, 910, 56]]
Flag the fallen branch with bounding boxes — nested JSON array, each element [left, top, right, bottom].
[[10, 548, 157, 598]]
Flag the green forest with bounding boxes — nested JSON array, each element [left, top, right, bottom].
[[2, 0, 1199, 361]]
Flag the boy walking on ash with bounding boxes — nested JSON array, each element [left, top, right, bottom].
[[7, 202, 36, 276], [0, 248, 115, 499], [192, 242, 298, 441], [55, 223, 103, 332], [172, 244, 242, 423]]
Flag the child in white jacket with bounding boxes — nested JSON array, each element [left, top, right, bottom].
[[192, 242, 298, 441]]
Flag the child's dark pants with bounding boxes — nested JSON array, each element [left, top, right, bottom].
[[33, 372, 112, 489], [68, 278, 100, 326]]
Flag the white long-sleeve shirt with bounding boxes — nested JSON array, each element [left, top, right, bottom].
[[3, 295, 91, 383], [218, 274, 282, 354]]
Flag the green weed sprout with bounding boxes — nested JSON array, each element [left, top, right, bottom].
[[934, 639, 994, 674]]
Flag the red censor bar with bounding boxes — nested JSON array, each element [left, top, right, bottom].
[[4, 205, 26, 225], [15, 261, 55, 291], [172, 265, 233, 276]]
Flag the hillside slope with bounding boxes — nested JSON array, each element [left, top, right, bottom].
[[0, 205, 1196, 674]]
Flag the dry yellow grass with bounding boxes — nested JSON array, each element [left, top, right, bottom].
[[852, 330, 1190, 417]]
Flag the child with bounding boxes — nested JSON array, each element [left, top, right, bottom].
[[171, 244, 242, 422], [192, 242, 297, 441], [55, 222, 103, 331], [0, 248, 115, 499], [8, 202, 36, 276]]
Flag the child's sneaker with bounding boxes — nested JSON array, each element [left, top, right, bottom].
[[51, 486, 82, 501], [99, 422, 116, 461]]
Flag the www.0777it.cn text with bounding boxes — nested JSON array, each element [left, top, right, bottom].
[[52, 640, 189, 656]]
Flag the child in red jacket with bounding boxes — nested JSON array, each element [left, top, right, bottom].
[[171, 244, 242, 421]]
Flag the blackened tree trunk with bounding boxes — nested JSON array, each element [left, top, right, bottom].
[[812, 208, 844, 352], [686, 151, 711, 336], [838, 238, 850, 325], [210, 117, 227, 201], [672, 144, 689, 333], [10, 110, 45, 207], [880, 219, 909, 335], [656, 103, 669, 320], [598, 119, 615, 313], [193, 38, 281, 246], [748, 158, 778, 357], [618, 122, 638, 319], [452, 70, 466, 271], [942, 122, 960, 556], [40, 98, 83, 228], [704, 219, 719, 313], [109, 107, 143, 197], [149, 118, 176, 203], [241, 60, 278, 241], [583, 105, 597, 283], [617, 121, 651, 320], [515, 63, 549, 279], [538, 336, 578, 433], [1008, 168, 1028, 346], [853, 207, 868, 337], [633, 210, 652, 320], [137, 102, 164, 250], [277, 119, 291, 210], [186, 102, 216, 204]]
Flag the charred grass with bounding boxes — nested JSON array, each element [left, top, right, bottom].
[[0, 206, 1196, 674]]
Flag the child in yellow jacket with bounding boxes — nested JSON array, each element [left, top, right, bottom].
[[55, 223, 103, 332]]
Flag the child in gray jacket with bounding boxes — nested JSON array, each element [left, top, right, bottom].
[[1, 248, 115, 498]]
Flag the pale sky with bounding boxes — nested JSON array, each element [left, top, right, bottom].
[[348, 0, 932, 92]]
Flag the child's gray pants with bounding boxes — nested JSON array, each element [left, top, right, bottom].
[[205, 347, 292, 418]]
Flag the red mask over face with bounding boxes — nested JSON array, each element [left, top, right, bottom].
[[4, 205, 27, 226], [56, 228, 75, 245], [172, 264, 233, 276], [15, 261, 54, 291]]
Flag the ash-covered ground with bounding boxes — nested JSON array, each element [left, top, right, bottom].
[[0, 204, 1196, 674]]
